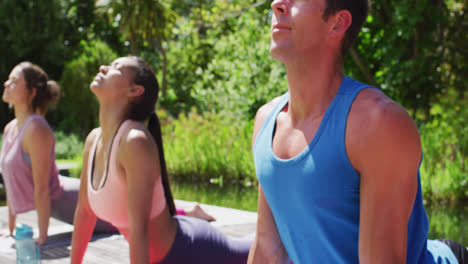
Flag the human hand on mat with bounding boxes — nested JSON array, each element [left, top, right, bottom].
[[0, 228, 13, 237]]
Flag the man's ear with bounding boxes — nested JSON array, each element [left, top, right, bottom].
[[129, 84, 144, 97], [329, 10, 352, 37]]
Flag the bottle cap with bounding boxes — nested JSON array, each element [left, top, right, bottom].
[[15, 223, 33, 239]]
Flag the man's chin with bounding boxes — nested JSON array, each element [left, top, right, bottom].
[[270, 45, 289, 62]]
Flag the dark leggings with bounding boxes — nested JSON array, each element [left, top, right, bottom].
[[437, 239, 468, 264], [158, 215, 253, 264]]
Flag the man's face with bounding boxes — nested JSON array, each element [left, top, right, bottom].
[[270, 0, 330, 62]]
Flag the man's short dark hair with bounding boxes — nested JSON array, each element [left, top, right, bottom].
[[323, 0, 369, 56]]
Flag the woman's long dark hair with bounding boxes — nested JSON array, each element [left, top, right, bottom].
[[126, 56, 176, 216]]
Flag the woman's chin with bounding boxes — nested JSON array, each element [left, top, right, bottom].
[[2, 96, 11, 105], [90, 81, 101, 92]]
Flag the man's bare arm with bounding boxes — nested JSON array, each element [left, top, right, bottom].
[[248, 98, 289, 264], [347, 89, 422, 264]]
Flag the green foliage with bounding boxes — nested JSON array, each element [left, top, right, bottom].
[[172, 181, 258, 212], [0, 0, 68, 127], [160, 109, 256, 185], [55, 131, 83, 178], [191, 7, 287, 119], [426, 202, 468, 244], [54, 131, 84, 160], [99, 0, 176, 55], [345, 0, 467, 112], [163, 0, 281, 118], [55, 40, 117, 136], [420, 88, 468, 201]]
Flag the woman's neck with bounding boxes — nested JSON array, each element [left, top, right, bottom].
[[98, 103, 129, 145], [14, 104, 34, 128]]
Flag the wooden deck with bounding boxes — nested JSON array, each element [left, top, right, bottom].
[[0, 201, 257, 263]]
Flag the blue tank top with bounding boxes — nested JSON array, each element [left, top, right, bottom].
[[253, 76, 458, 264]]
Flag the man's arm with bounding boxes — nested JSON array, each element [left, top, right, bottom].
[[347, 89, 422, 264], [248, 186, 289, 264], [248, 98, 289, 264]]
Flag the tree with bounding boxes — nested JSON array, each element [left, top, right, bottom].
[[0, 0, 67, 127], [97, 0, 176, 96], [345, 0, 467, 113], [55, 40, 117, 135]]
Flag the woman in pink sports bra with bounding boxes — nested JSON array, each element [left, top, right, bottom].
[[71, 56, 252, 264]]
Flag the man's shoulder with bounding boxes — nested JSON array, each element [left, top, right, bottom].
[[252, 95, 286, 146], [350, 88, 414, 130], [347, 88, 422, 173], [255, 95, 285, 124]]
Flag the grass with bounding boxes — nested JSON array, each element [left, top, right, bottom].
[[171, 181, 258, 212], [160, 109, 256, 186], [426, 201, 468, 245]]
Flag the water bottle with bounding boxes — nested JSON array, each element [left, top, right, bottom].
[[15, 223, 41, 264]]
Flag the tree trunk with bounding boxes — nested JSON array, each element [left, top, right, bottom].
[[155, 38, 168, 97], [130, 28, 138, 55], [161, 45, 167, 97], [349, 46, 378, 87]]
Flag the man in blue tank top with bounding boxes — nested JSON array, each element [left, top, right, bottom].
[[248, 0, 467, 264]]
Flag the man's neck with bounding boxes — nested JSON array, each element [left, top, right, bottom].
[[283, 52, 344, 125]]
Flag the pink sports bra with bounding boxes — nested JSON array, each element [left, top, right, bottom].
[[87, 120, 166, 233]]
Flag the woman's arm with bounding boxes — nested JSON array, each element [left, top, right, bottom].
[[7, 197, 16, 236], [1, 121, 16, 237], [22, 119, 54, 245], [119, 124, 159, 264], [70, 130, 99, 264], [0, 198, 16, 237]]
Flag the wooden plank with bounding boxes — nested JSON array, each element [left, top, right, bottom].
[[0, 201, 257, 263]]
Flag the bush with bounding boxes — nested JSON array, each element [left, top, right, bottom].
[[54, 131, 84, 160], [55, 40, 117, 136], [420, 88, 468, 201], [164, 2, 286, 119], [160, 109, 255, 185], [0, 0, 68, 127]]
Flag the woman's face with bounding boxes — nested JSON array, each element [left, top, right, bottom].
[[90, 57, 138, 102], [3, 66, 31, 106]]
